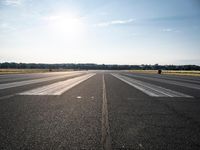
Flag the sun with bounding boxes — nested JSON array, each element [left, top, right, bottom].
[[46, 13, 84, 37]]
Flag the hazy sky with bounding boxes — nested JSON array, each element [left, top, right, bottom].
[[0, 0, 200, 65]]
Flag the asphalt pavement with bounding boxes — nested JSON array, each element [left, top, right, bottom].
[[0, 71, 200, 150]]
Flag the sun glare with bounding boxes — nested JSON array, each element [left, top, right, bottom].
[[46, 13, 84, 37]]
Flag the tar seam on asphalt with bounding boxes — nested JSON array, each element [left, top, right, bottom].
[[101, 74, 112, 150]]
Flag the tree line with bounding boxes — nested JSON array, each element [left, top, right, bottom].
[[0, 62, 200, 70]]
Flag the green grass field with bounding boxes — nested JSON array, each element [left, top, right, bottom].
[[1, 69, 200, 76], [0, 69, 73, 74], [129, 70, 200, 76]]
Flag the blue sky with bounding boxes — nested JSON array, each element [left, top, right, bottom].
[[0, 0, 200, 65]]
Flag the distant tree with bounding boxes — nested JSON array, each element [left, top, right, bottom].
[[0, 62, 200, 70]]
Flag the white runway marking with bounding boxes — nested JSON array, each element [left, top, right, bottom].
[[124, 73, 200, 90], [0, 72, 83, 90], [19, 73, 95, 95], [0, 94, 15, 100], [112, 73, 193, 98]]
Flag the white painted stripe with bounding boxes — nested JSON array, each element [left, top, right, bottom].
[[124, 73, 200, 90], [0, 94, 15, 100], [112, 73, 192, 98], [0, 72, 83, 90], [19, 73, 96, 95]]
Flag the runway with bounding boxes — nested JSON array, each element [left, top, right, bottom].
[[0, 71, 200, 149]]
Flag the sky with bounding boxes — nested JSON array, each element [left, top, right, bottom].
[[0, 0, 200, 65]]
